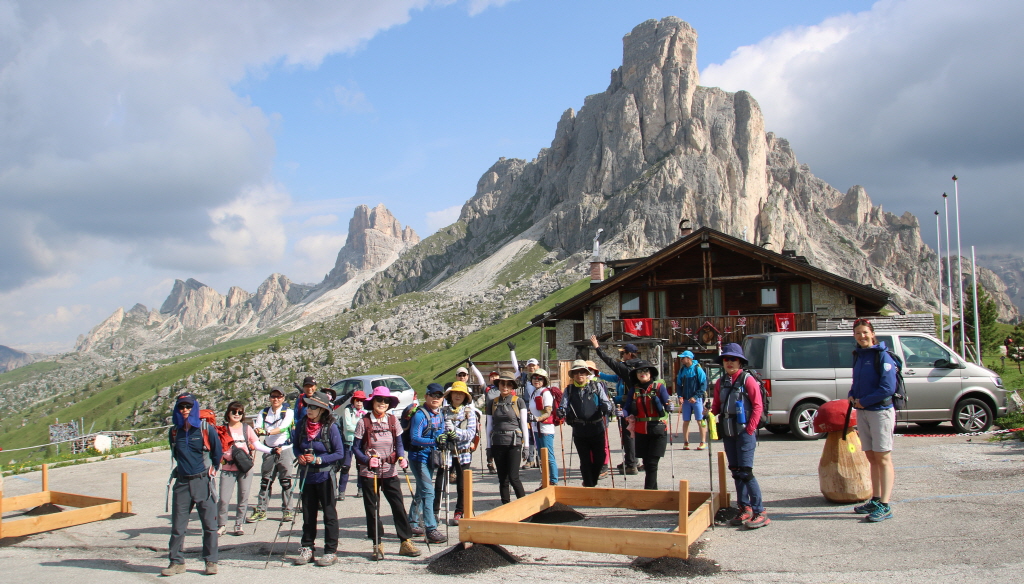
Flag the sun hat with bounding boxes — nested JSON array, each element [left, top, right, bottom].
[[529, 368, 550, 385], [715, 343, 748, 365], [351, 390, 367, 402], [445, 381, 472, 399], [585, 360, 600, 374], [496, 371, 519, 387], [628, 359, 659, 383], [305, 391, 333, 411], [364, 386, 400, 409], [679, 350, 695, 359], [568, 359, 591, 374]]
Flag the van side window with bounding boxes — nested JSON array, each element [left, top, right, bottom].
[[743, 337, 766, 369], [782, 337, 832, 369], [833, 335, 893, 368], [899, 336, 952, 367]]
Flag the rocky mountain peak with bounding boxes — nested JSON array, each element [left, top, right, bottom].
[[323, 204, 419, 288]]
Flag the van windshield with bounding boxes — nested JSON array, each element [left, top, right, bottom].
[[743, 337, 766, 369]]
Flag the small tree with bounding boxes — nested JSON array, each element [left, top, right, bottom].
[[963, 282, 999, 358]]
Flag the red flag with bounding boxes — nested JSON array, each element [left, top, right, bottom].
[[774, 313, 795, 332], [623, 318, 653, 337]]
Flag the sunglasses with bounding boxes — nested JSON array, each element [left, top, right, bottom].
[[456, 373, 469, 377], [372, 396, 390, 403], [722, 356, 740, 362], [853, 318, 871, 326], [270, 394, 284, 399], [229, 409, 244, 415], [177, 404, 192, 411], [427, 392, 444, 397]]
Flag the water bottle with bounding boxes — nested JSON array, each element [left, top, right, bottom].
[[734, 391, 747, 425]]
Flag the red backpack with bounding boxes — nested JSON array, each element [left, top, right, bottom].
[[170, 408, 217, 451], [534, 387, 565, 426]]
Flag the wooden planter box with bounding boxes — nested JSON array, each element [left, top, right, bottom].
[[0, 464, 131, 538]]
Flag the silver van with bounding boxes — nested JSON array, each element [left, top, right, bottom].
[[741, 331, 1007, 439]]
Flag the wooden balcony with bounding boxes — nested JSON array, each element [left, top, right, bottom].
[[605, 313, 818, 348]]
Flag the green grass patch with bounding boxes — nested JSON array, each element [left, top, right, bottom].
[[494, 241, 553, 287], [0, 360, 62, 387]]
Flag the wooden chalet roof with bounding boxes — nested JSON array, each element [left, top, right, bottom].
[[541, 227, 891, 322]]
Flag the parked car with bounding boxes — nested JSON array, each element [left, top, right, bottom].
[[741, 330, 1007, 440], [329, 374, 417, 414]]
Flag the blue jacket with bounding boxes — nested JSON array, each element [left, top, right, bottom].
[[598, 372, 626, 405], [675, 363, 707, 400], [292, 421, 344, 484], [849, 342, 898, 410], [409, 406, 444, 463], [168, 395, 221, 476]]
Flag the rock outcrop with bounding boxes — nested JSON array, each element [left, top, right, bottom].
[[0, 344, 38, 373], [323, 204, 419, 288]]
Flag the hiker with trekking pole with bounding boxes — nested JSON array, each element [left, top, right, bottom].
[[437, 381, 477, 525], [264, 448, 308, 569], [590, 335, 642, 475], [289, 391, 344, 566], [250, 386, 296, 524], [352, 386, 421, 560], [623, 361, 670, 490], [558, 360, 613, 488], [526, 368, 560, 488], [486, 371, 529, 504], [407, 383, 449, 545]]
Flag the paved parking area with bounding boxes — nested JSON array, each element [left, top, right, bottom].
[[2, 424, 1022, 583]]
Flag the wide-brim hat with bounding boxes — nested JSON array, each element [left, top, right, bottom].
[[351, 390, 367, 402], [715, 343, 748, 365], [445, 381, 472, 399], [364, 387, 401, 409], [629, 359, 660, 383], [496, 371, 519, 387], [305, 391, 333, 411], [568, 359, 591, 374], [584, 360, 600, 374], [528, 368, 550, 384]]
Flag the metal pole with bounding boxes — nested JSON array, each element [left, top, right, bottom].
[[943, 193, 954, 348], [934, 211, 945, 344], [953, 176, 966, 359], [972, 246, 982, 365]]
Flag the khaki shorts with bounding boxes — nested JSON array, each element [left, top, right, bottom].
[[857, 407, 895, 452]]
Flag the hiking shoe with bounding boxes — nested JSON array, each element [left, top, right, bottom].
[[281, 510, 294, 522], [161, 562, 186, 576], [246, 509, 266, 523], [487, 461, 497, 474], [599, 465, 609, 478], [355, 488, 363, 498], [293, 547, 313, 566], [410, 524, 425, 536], [683, 443, 691, 450], [696, 443, 706, 451], [854, 499, 881, 514], [399, 539, 421, 557], [625, 465, 638, 475], [316, 553, 337, 567], [371, 543, 385, 561], [231, 525, 245, 536], [866, 503, 893, 523], [450, 511, 464, 526], [204, 562, 218, 575], [338, 492, 346, 501], [449, 470, 457, 483], [216, 525, 227, 536], [425, 528, 448, 544], [729, 505, 753, 526], [744, 511, 771, 529]]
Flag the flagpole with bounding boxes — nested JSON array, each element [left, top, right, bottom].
[[953, 176, 966, 359], [943, 193, 954, 349], [935, 210, 944, 344], [971, 246, 981, 365]]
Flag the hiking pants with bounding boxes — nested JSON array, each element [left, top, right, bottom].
[[619, 415, 637, 468], [492, 443, 525, 504], [433, 456, 466, 517], [408, 456, 438, 531], [723, 431, 763, 513], [361, 475, 413, 542], [256, 448, 294, 513], [217, 468, 253, 528], [572, 432, 605, 487], [168, 474, 218, 565], [536, 433, 559, 483], [300, 479, 338, 554]]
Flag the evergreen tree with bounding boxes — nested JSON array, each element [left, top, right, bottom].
[[963, 282, 998, 357]]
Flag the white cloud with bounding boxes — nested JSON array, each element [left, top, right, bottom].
[[426, 204, 463, 233], [292, 232, 349, 282], [700, 0, 1024, 251], [32, 304, 89, 328], [333, 82, 374, 113], [465, 0, 517, 17]]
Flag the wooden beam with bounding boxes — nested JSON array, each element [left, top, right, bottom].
[[49, 492, 117, 509], [554, 486, 678, 510], [718, 451, 729, 509], [460, 519, 690, 559], [686, 501, 712, 545], [1, 473, 4, 538], [121, 473, 129, 513], [657, 275, 767, 285], [540, 447, 550, 487], [471, 489, 555, 523], [678, 480, 689, 537], [41, 463, 48, 492], [1, 491, 51, 512], [0, 501, 122, 539], [463, 469, 473, 519]]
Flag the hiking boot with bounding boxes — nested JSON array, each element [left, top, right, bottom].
[[371, 543, 385, 561], [410, 524, 425, 536], [399, 539, 421, 557], [161, 562, 186, 576], [450, 511, 464, 526], [316, 553, 337, 567], [338, 492, 346, 501], [216, 525, 227, 536], [599, 465, 609, 478], [425, 528, 448, 544], [204, 562, 218, 575], [246, 509, 266, 523], [696, 443, 706, 451], [231, 525, 245, 536], [293, 547, 313, 566], [854, 498, 881, 514], [683, 443, 691, 450], [449, 470, 457, 483], [487, 461, 497, 474], [866, 502, 893, 523], [281, 510, 294, 522], [625, 465, 638, 475], [729, 505, 753, 526], [744, 511, 771, 529], [355, 488, 363, 498]]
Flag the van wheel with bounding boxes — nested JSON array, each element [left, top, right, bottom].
[[765, 424, 791, 435], [952, 398, 993, 433], [790, 403, 825, 440]]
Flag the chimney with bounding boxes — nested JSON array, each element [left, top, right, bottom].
[[679, 218, 692, 237], [591, 228, 605, 285]]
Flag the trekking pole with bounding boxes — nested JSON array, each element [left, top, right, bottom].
[[666, 401, 677, 489], [602, 416, 615, 488], [558, 424, 568, 486], [373, 466, 381, 555], [444, 442, 454, 542], [704, 409, 716, 531], [267, 456, 308, 568], [615, 409, 628, 488]]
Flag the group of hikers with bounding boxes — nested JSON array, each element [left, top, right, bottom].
[[164, 320, 899, 574]]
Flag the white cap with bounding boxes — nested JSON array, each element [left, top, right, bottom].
[[526, 358, 539, 366]]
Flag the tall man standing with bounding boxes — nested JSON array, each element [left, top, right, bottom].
[[590, 335, 642, 474], [249, 386, 295, 522]]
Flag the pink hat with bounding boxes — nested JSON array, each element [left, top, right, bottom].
[[364, 386, 400, 409]]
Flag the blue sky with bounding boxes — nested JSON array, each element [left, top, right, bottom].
[[2, 0, 1019, 352]]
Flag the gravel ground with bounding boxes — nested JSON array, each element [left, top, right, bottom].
[[1, 424, 1022, 583]]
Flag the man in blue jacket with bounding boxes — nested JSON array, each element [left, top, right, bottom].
[[163, 393, 221, 576], [408, 383, 447, 544], [675, 351, 708, 450]]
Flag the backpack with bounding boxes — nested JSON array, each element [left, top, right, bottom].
[[534, 387, 564, 426], [170, 408, 217, 451], [361, 414, 400, 463], [489, 394, 519, 416], [741, 369, 770, 430], [400, 403, 420, 451], [874, 349, 908, 410]]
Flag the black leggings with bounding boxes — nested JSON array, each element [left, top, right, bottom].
[[492, 444, 525, 504], [572, 432, 606, 487], [300, 479, 338, 554], [360, 475, 413, 543]]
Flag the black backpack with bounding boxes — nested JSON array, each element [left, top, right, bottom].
[[741, 369, 770, 430], [874, 349, 907, 411]]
